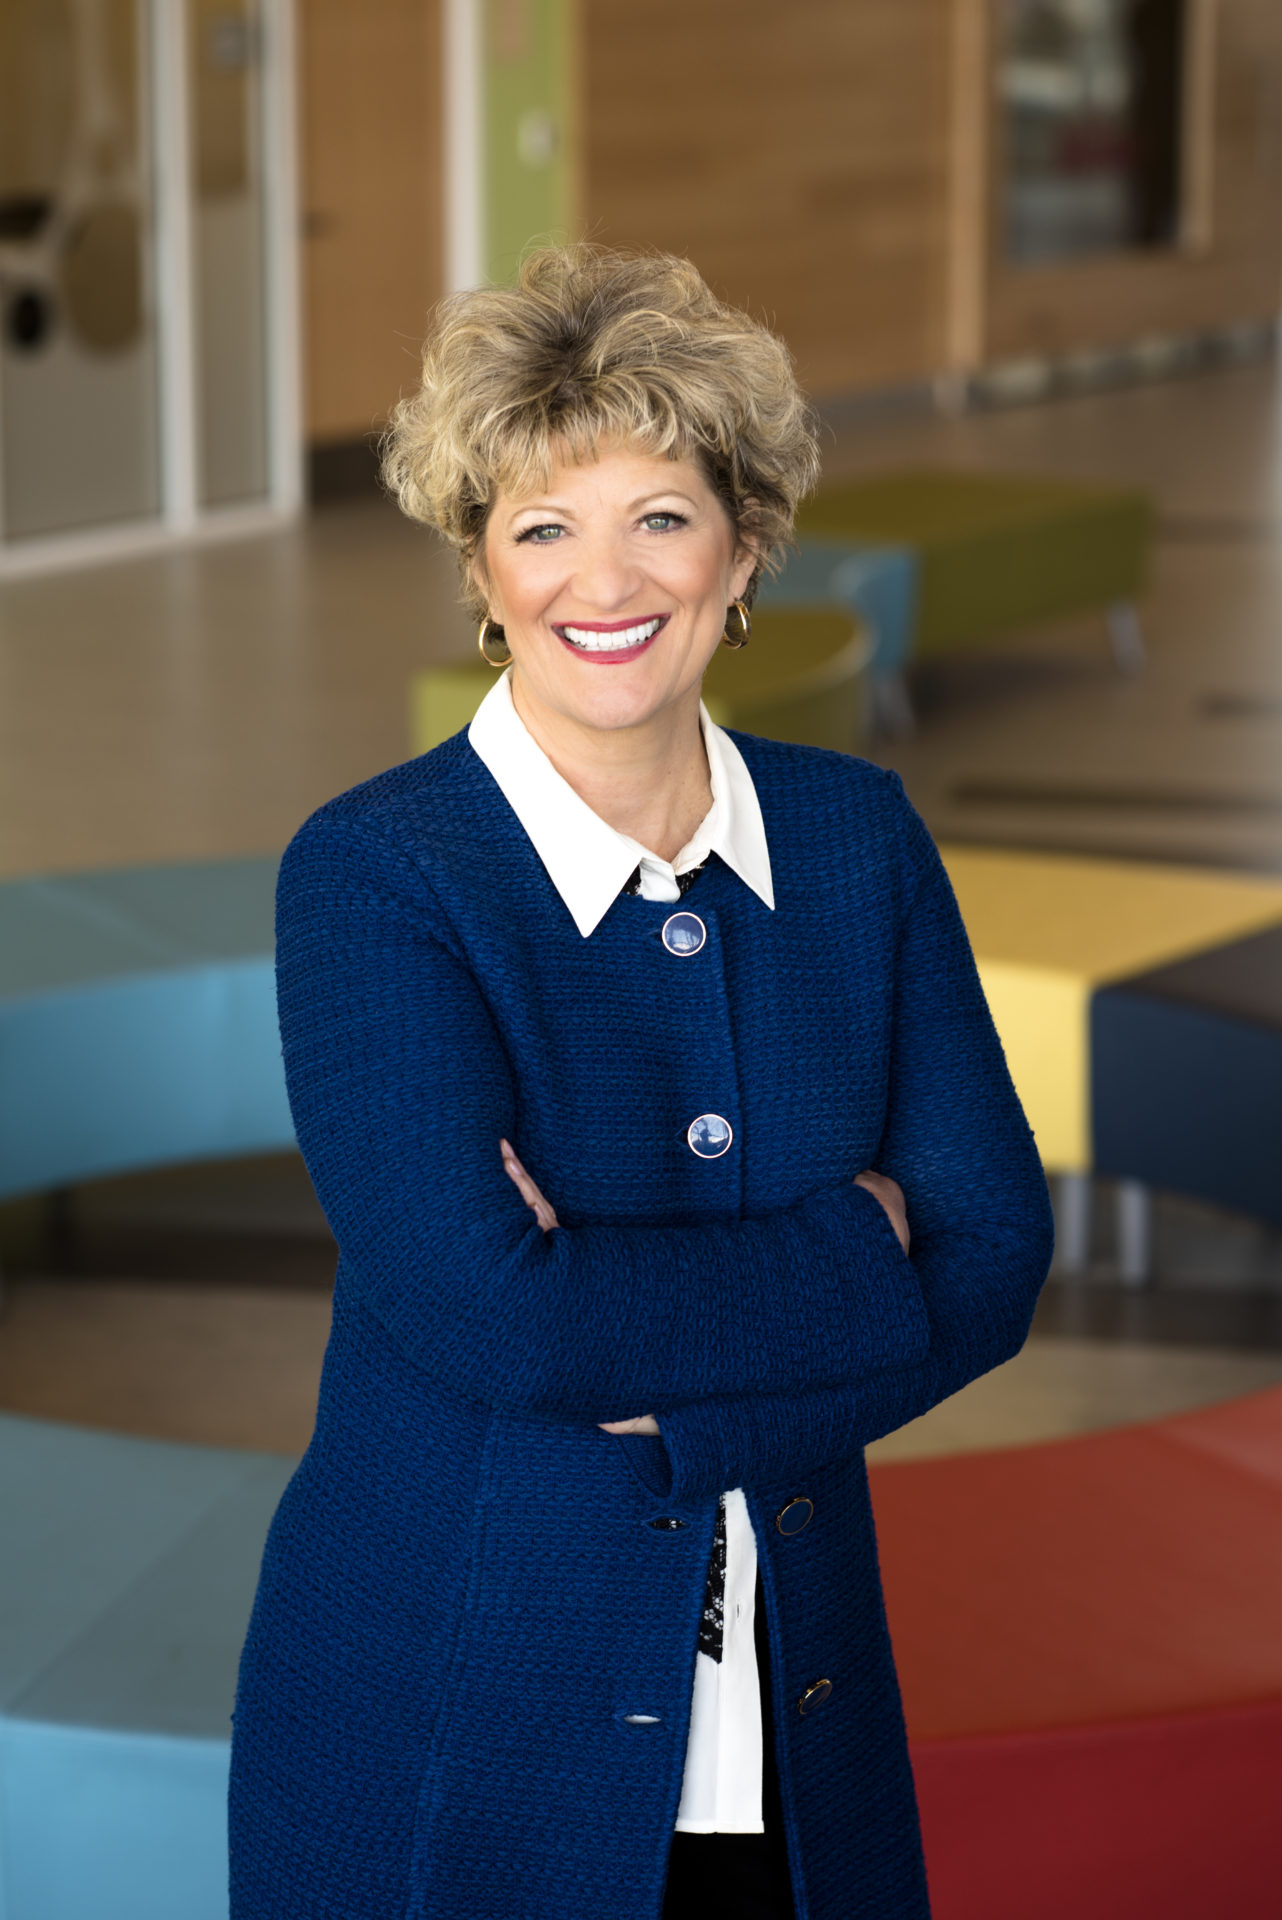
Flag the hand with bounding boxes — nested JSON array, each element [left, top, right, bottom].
[[500, 1139, 560, 1232], [855, 1169, 910, 1254]]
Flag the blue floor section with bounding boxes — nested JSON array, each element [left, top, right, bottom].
[[0, 1415, 295, 1920]]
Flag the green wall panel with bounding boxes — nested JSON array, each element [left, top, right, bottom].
[[485, 0, 577, 284]]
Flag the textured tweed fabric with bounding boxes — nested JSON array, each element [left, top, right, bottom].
[[229, 731, 1054, 1919]]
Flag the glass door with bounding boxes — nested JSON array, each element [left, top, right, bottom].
[[0, 0, 162, 538], [0, 0, 298, 560], [190, 0, 269, 506]]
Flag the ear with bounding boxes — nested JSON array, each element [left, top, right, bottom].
[[730, 500, 761, 602], [730, 538, 760, 604], [468, 549, 496, 623]]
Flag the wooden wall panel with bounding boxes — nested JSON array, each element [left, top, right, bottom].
[[298, 0, 443, 443], [582, 0, 953, 398], [979, 0, 1282, 365]]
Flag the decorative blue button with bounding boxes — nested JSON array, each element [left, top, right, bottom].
[[687, 1114, 733, 1159], [662, 911, 707, 957], [776, 1497, 815, 1537], [798, 1678, 833, 1717]]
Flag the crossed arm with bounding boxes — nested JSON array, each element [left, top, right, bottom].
[[500, 1140, 911, 1437], [277, 804, 1053, 1477]]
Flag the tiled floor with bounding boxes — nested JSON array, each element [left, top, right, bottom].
[[3, 1153, 1281, 1461], [4, 1266, 1281, 1462], [0, 1273, 333, 1456], [3, 359, 1281, 1459]]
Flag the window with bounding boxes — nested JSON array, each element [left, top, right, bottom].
[[1001, 0, 1187, 265]]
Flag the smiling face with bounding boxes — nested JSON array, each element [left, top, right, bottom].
[[475, 443, 756, 745]]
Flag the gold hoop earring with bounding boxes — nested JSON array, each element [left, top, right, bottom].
[[722, 600, 751, 649], [477, 617, 511, 668]]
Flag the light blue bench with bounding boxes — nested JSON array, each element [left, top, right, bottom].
[[0, 1413, 294, 1920], [757, 538, 919, 734], [0, 858, 292, 1203]]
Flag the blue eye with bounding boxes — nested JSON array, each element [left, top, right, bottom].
[[516, 523, 564, 544], [642, 512, 686, 532]]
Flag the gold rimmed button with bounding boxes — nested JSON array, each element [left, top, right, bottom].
[[798, 1679, 833, 1717], [776, 1497, 814, 1537]]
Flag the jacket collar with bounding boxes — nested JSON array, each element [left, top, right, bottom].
[[467, 669, 774, 938]]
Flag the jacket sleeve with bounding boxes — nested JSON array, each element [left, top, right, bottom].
[[622, 785, 1055, 1500], [275, 813, 930, 1424]]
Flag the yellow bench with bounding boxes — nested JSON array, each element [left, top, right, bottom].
[[940, 845, 1282, 1175], [941, 845, 1282, 1277]]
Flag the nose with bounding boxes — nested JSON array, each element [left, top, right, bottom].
[[569, 527, 645, 613]]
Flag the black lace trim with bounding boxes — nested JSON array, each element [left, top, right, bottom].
[[623, 859, 708, 899], [697, 1498, 728, 1664]]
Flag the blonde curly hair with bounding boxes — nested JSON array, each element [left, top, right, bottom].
[[381, 245, 820, 620]]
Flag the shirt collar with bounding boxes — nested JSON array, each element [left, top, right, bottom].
[[467, 668, 774, 938]]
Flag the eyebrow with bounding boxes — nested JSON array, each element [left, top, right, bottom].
[[506, 488, 702, 520]]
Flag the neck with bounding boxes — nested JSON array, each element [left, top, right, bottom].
[[510, 676, 713, 862]]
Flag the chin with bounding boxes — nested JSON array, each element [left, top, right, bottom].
[[567, 672, 694, 733], [568, 691, 670, 734]]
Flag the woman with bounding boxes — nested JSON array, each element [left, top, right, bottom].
[[230, 245, 1054, 1920]]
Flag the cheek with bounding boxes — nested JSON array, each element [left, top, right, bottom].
[[668, 534, 736, 610], [481, 548, 535, 625]]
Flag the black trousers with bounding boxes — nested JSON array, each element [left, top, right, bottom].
[[661, 1577, 797, 1920]]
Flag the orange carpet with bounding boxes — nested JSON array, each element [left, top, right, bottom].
[[869, 1386, 1282, 1917]]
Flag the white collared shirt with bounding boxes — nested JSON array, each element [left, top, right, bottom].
[[467, 669, 774, 936], [468, 670, 771, 1833]]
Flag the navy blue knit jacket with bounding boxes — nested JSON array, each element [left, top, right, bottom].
[[229, 730, 1054, 1920]]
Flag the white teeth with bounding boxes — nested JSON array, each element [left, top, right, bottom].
[[561, 618, 661, 652]]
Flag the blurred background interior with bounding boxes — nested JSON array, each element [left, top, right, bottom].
[[2, 3, 1282, 1917]]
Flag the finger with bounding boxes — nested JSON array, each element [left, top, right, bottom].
[[855, 1171, 910, 1253], [598, 1415, 661, 1436], [501, 1141, 559, 1231], [515, 1178, 554, 1228], [501, 1140, 538, 1197], [501, 1143, 542, 1206], [506, 1165, 542, 1211], [504, 1158, 537, 1205], [856, 1169, 905, 1209]]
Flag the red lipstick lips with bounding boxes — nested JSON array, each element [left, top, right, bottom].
[[553, 612, 669, 664]]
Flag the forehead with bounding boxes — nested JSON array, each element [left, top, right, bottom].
[[492, 440, 716, 513]]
